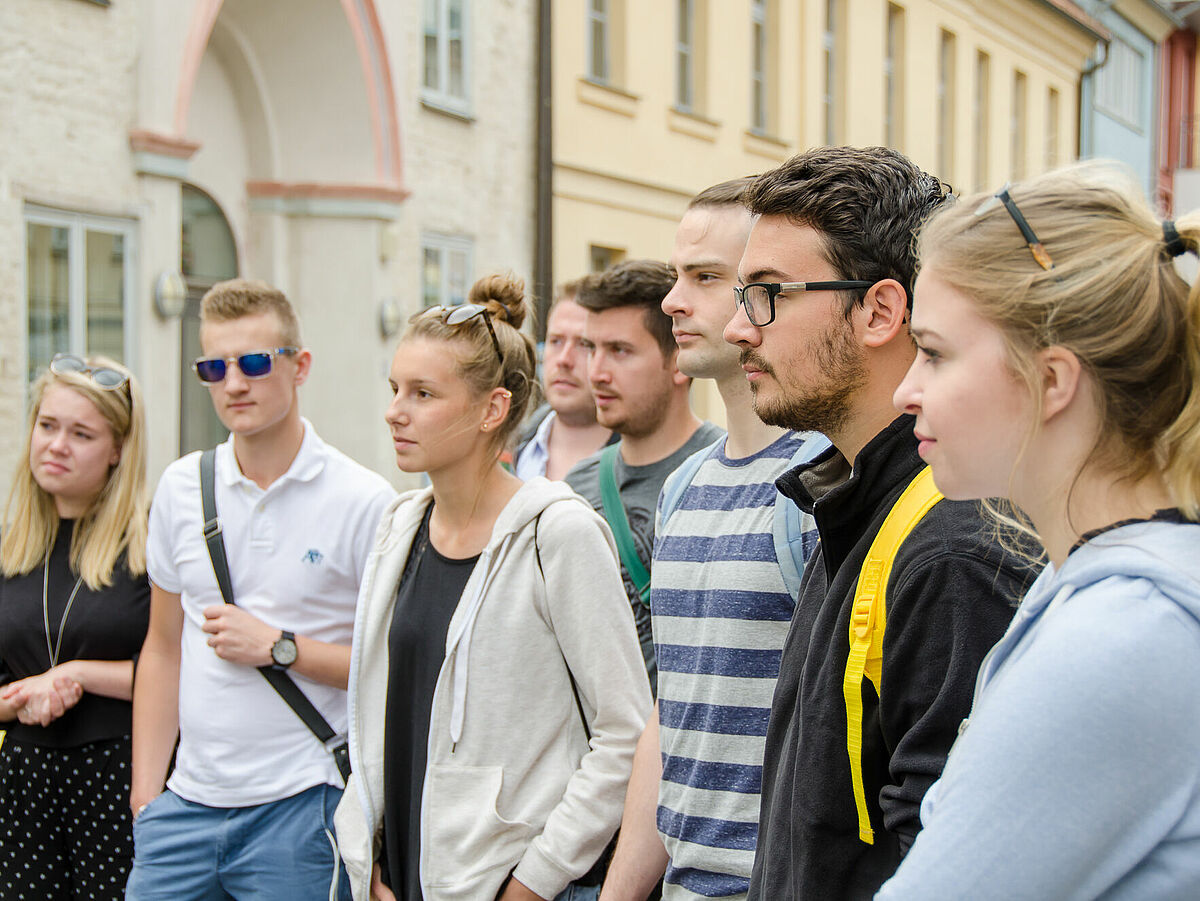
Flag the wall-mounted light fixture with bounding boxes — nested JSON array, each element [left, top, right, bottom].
[[154, 271, 187, 319], [379, 296, 403, 337]]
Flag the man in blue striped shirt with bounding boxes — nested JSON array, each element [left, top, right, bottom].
[[600, 179, 824, 901]]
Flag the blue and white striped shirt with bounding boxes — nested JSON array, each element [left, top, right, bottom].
[[651, 432, 817, 901]]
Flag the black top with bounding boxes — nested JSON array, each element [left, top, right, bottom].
[[0, 520, 150, 747], [748, 415, 1040, 900], [381, 506, 478, 900]]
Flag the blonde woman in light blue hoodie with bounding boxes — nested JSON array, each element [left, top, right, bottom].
[[335, 274, 651, 901], [878, 163, 1200, 900]]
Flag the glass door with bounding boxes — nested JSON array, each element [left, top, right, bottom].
[[180, 185, 238, 454]]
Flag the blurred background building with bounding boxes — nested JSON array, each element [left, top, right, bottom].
[[2, 0, 1197, 491], [2, 0, 535, 492]]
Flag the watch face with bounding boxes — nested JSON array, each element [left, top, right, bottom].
[[272, 637, 298, 666]]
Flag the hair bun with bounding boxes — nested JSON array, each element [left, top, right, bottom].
[[468, 272, 527, 330]]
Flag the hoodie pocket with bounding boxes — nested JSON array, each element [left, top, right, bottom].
[[425, 764, 538, 891]]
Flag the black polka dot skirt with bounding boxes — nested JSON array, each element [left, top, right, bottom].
[[0, 734, 134, 900]]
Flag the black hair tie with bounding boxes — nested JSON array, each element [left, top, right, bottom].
[[1163, 220, 1188, 258]]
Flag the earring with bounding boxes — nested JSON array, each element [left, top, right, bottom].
[[482, 423, 489, 432]]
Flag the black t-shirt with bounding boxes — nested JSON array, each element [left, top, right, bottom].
[[0, 521, 151, 747], [381, 506, 479, 900]]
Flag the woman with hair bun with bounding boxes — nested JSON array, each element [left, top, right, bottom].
[[336, 274, 651, 901], [0, 354, 150, 899], [878, 162, 1200, 899]]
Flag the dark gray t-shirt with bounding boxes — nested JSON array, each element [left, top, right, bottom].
[[565, 421, 724, 695]]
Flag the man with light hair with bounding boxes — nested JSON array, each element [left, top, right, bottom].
[[127, 278, 394, 900]]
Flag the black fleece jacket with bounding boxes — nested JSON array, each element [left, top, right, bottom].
[[748, 415, 1039, 901]]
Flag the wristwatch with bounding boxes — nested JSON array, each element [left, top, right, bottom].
[[271, 630, 298, 670]]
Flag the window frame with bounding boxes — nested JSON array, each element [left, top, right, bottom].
[[23, 205, 138, 390], [823, 0, 841, 145], [422, 0, 471, 116], [1095, 35, 1144, 132], [883, 3, 904, 150], [937, 29, 956, 181], [1012, 69, 1028, 180], [676, 0, 695, 111], [587, 0, 611, 83], [974, 50, 991, 191], [750, 0, 769, 133], [420, 233, 474, 309]]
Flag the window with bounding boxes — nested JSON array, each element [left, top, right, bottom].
[[1046, 87, 1060, 170], [823, 0, 841, 145], [751, 0, 769, 132], [588, 0, 610, 83], [25, 207, 136, 387], [423, 0, 469, 112], [1012, 70, 1027, 180], [676, 0, 695, 110], [1095, 36, 1144, 129], [937, 30, 956, 181], [974, 51, 990, 191], [421, 234, 473, 308], [589, 244, 625, 272], [884, 4, 904, 149]]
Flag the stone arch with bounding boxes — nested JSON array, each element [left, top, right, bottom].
[[173, 0, 403, 188]]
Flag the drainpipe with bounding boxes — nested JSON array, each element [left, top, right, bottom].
[[534, 0, 553, 340], [1077, 0, 1115, 159]]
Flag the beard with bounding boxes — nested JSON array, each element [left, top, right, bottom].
[[742, 316, 866, 435]]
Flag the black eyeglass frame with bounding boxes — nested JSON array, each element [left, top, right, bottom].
[[734, 280, 875, 327], [992, 185, 1054, 271], [435, 303, 505, 365], [49, 353, 130, 391], [191, 347, 300, 384]]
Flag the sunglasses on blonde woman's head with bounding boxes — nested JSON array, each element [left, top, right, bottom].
[[191, 347, 299, 383], [50, 353, 130, 390], [430, 303, 504, 365]]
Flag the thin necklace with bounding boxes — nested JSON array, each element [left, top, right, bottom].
[[43, 555, 84, 668]]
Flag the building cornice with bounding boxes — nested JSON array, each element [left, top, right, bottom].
[[1032, 0, 1112, 41], [245, 180, 410, 219]]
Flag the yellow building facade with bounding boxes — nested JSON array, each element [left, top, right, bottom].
[[552, 0, 1105, 419]]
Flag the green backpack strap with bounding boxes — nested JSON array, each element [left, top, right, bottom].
[[598, 443, 652, 607]]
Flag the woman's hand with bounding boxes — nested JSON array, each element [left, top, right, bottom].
[[370, 862, 397, 901], [2, 670, 82, 726], [497, 876, 547, 901]]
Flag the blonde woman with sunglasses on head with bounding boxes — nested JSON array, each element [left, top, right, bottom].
[[0, 354, 149, 900], [876, 163, 1200, 899], [335, 273, 651, 901]]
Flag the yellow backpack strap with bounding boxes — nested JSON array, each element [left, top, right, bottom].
[[843, 465, 943, 844]]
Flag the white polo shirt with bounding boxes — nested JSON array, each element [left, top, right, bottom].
[[146, 420, 395, 807]]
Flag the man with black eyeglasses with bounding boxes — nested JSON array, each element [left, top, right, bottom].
[[723, 147, 1037, 900], [126, 279, 394, 901]]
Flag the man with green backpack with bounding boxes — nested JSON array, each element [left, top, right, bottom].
[[565, 260, 723, 694]]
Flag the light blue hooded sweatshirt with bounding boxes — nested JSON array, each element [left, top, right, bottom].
[[876, 519, 1200, 900]]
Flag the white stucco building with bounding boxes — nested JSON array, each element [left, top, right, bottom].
[[1, 0, 536, 494]]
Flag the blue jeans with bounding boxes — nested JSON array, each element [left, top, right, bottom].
[[554, 884, 601, 901], [125, 784, 350, 901]]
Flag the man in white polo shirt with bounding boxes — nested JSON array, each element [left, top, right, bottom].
[[126, 279, 394, 900]]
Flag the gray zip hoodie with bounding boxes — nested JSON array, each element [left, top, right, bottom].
[[877, 519, 1200, 900], [334, 477, 651, 901]]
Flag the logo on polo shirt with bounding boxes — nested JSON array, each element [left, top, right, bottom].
[[302, 549, 324, 565]]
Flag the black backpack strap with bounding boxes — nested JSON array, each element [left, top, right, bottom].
[[198, 449, 350, 782]]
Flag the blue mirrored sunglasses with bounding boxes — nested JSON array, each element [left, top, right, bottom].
[[192, 347, 299, 383]]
